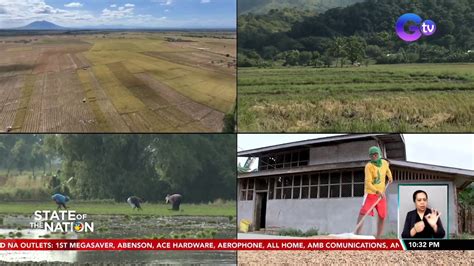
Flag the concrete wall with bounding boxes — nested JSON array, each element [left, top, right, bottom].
[[237, 180, 254, 231], [309, 140, 379, 165], [265, 197, 380, 235], [237, 179, 457, 236], [238, 200, 254, 229]]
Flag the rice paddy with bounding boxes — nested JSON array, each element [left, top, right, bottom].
[[238, 64, 474, 132], [0, 32, 236, 132]]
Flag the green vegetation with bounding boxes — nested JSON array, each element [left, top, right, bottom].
[[453, 233, 474, 239], [238, 1, 474, 131], [149, 229, 219, 239], [239, 0, 474, 66], [458, 184, 474, 234], [0, 201, 236, 217], [0, 172, 51, 201], [238, 64, 474, 132], [222, 108, 236, 133], [238, 0, 363, 15], [278, 227, 319, 237], [382, 232, 398, 239], [0, 135, 236, 203]]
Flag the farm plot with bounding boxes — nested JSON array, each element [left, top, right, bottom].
[[85, 39, 236, 114], [0, 33, 236, 132], [20, 70, 97, 132], [0, 75, 24, 131], [238, 64, 474, 132]]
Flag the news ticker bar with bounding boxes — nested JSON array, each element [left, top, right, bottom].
[[0, 239, 472, 251]]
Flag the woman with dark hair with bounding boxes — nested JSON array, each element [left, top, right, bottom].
[[401, 190, 446, 238]]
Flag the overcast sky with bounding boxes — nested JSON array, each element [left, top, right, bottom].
[[238, 134, 474, 170], [0, 0, 236, 28]]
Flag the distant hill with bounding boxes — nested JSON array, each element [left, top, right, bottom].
[[239, 0, 474, 65], [17, 21, 66, 30], [238, 0, 366, 15]]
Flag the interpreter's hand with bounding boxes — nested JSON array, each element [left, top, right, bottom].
[[414, 221, 425, 233], [425, 209, 441, 228]]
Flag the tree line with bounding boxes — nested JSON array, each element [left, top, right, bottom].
[[0, 134, 236, 203], [239, 0, 474, 67]]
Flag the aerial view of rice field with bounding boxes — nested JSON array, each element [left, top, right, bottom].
[[0, 31, 236, 132]]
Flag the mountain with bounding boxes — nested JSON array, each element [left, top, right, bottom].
[[239, 0, 474, 65], [238, 0, 366, 15], [17, 20, 66, 30]]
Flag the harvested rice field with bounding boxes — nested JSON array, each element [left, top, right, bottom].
[[0, 32, 236, 132]]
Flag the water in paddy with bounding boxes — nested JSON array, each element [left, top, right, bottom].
[[0, 214, 236, 264]]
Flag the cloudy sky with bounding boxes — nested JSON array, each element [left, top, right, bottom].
[[0, 0, 236, 28], [238, 134, 474, 170]]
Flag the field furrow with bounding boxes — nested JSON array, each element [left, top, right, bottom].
[[0, 33, 235, 132], [0, 75, 23, 132]]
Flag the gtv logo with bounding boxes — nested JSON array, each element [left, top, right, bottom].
[[395, 13, 436, 42]]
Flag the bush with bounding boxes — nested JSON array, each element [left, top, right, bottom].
[[0, 188, 50, 201], [212, 198, 226, 205], [279, 227, 319, 237], [279, 228, 304, 236], [304, 228, 319, 236], [222, 112, 236, 133]]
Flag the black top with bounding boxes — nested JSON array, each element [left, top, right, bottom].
[[401, 208, 446, 238]]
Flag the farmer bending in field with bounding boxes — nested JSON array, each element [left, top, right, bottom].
[[355, 146, 393, 239], [127, 196, 144, 211], [165, 194, 182, 211], [52, 193, 70, 210]]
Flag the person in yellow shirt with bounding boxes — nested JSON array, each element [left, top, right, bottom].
[[355, 146, 393, 238]]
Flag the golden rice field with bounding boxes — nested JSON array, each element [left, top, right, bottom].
[[0, 32, 236, 132]]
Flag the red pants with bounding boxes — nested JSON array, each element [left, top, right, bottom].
[[359, 193, 386, 219]]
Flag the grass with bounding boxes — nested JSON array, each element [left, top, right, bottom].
[[149, 229, 219, 239], [382, 231, 398, 239], [238, 64, 474, 132], [0, 201, 236, 217], [452, 233, 474, 239], [0, 174, 48, 193], [278, 227, 319, 237]]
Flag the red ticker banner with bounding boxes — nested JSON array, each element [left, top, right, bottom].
[[0, 239, 404, 251]]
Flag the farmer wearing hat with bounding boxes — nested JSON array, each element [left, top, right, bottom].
[[355, 146, 393, 238]]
